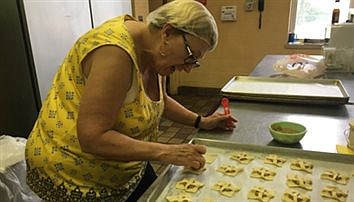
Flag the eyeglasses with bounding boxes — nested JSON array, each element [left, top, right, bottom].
[[182, 33, 200, 68]]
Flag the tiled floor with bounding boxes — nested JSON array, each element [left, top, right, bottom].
[[151, 94, 221, 175]]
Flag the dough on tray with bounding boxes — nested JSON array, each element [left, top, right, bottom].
[[247, 186, 275, 202], [204, 153, 217, 164], [286, 173, 313, 191], [175, 178, 204, 193], [264, 154, 287, 167], [320, 185, 348, 202], [250, 167, 276, 181], [211, 180, 240, 197], [230, 152, 255, 164], [201, 197, 216, 202], [282, 189, 311, 202], [216, 164, 243, 176], [290, 159, 313, 173], [166, 192, 192, 202], [183, 166, 207, 175], [320, 170, 349, 185]]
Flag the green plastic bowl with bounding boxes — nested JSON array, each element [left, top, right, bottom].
[[269, 121, 307, 144]]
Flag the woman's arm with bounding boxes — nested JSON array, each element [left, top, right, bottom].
[[77, 46, 205, 169]]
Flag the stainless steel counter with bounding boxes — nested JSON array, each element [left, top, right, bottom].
[[138, 55, 354, 201], [196, 55, 354, 153], [196, 102, 353, 153]]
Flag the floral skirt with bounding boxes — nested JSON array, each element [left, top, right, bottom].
[[26, 161, 146, 202]]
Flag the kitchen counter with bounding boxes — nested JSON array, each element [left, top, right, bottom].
[[138, 55, 354, 202], [196, 55, 354, 154]]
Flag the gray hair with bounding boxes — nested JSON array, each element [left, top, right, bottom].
[[146, 0, 218, 51]]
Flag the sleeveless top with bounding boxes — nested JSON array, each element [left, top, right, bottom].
[[25, 15, 164, 202]]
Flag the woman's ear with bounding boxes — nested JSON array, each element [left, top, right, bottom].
[[160, 24, 178, 42]]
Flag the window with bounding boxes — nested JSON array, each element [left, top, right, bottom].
[[289, 0, 351, 40]]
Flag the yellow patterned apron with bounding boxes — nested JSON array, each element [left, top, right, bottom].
[[25, 15, 164, 202]]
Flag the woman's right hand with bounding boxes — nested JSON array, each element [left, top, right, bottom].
[[159, 144, 206, 170]]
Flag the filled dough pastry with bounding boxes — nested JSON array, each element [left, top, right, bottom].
[[216, 164, 243, 176], [183, 166, 207, 175], [320, 185, 348, 202], [282, 189, 310, 202], [230, 152, 255, 164], [320, 170, 349, 185], [264, 154, 286, 167], [290, 159, 313, 173], [175, 178, 204, 193], [211, 180, 240, 197], [166, 192, 192, 202], [248, 186, 275, 202], [286, 173, 312, 190], [250, 167, 276, 181], [204, 153, 217, 164]]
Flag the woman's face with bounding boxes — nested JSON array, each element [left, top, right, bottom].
[[157, 33, 210, 76]]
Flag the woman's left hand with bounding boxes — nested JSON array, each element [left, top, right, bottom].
[[199, 111, 237, 131]]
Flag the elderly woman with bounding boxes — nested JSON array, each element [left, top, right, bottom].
[[25, 0, 236, 201]]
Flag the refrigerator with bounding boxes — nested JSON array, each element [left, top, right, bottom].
[[0, 0, 132, 138]]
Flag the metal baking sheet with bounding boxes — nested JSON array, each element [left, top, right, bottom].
[[139, 138, 354, 202], [220, 76, 350, 105]]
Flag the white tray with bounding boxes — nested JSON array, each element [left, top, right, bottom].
[[220, 76, 350, 105]]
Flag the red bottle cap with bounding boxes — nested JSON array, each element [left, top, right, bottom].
[[221, 98, 230, 115]]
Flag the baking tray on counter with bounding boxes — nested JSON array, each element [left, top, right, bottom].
[[220, 76, 350, 105], [139, 138, 354, 202]]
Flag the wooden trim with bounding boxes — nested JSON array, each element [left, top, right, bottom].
[[169, 72, 180, 95], [288, 0, 297, 33], [131, 0, 136, 17]]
